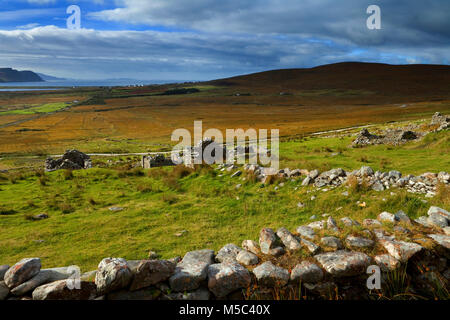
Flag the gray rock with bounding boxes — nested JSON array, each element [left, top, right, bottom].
[[314, 250, 371, 277], [0, 281, 9, 300], [362, 219, 382, 227], [308, 220, 325, 230], [327, 217, 339, 231], [301, 177, 312, 186], [359, 166, 374, 177], [11, 266, 78, 296], [428, 206, 450, 221], [296, 226, 316, 240], [126, 260, 141, 274], [259, 228, 278, 254], [95, 258, 132, 294], [388, 170, 402, 180], [130, 260, 176, 291], [267, 247, 286, 257], [377, 211, 397, 223], [321, 237, 343, 249], [428, 234, 450, 251], [236, 250, 259, 266], [32, 280, 96, 300], [345, 235, 374, 248], [393, 226, 410, 234], [300, 238, 320, 254], [252, 262, 289, 287], [308, 170, 320, 180], [415, 216, 433, 227], [107, 287, 160, 300], [4, 258, 41, 289], [182, 249, 215, 265], [379, 240, 423, 263], [208, 262, 251, 298], [241, 240, 260, 255], [276, 227, 301, 250], [444, 227, 450, 236], [340, 217, 359, 227], [394, 210, 411, 224], [0, 265, 9, 281], [216, 244, 242, 263], [290, 261, 323, 284], [374, 254, 400, 272], [371, 181, 385, 191], [169, 260, 210, 292], [427, 213, 448, 228]]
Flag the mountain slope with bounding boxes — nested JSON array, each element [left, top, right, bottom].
[[209, 62, 450, 97], [0, 68, 43, 83]]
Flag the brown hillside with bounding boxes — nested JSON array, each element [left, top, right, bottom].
[[209, 62, 450, 98]]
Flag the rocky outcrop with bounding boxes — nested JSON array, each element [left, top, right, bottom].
[[45, 150, 92, 172]]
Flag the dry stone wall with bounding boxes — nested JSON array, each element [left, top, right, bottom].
[[1, 206, 448, 300]]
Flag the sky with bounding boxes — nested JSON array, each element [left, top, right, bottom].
[[0, 0, 449, 81]]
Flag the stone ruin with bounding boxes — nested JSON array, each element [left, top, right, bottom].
[[353, 112, 449, 147], [352, 128, 419, 147], [431, 112, 450, 131], [45, 150, 92, 172], [141, 154, 175, 169]]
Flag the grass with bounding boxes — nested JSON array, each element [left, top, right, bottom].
[[0, 102, 70, 115], [0, 131, 448, 271]]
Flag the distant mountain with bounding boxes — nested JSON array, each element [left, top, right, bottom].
[[0, 68, 44, 83], [36, 73, 66, 81]]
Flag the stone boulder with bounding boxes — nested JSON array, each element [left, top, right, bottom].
[[207, 262, 251, 298], [236, 251, 259, 266], [276, 227, 301, 251], [95, 258, 132, 294], [379, 240, 423, 263], [32, 280, 96, 300], [252, 262, 289, 287], [11, 266, 78, 296], [314, 250, 371, 277], [290, 261, 323, 284], [241, 240, 260, 255], [130, 260, 176, 291], [216, 244, 242, 263], [169, 250, 214, 292], [4, 258, 41, 289]]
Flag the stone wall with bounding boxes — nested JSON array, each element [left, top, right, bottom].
[[1, 206, 448, 300]]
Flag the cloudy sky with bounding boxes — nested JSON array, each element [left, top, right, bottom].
[[0, 0, 449, 80]]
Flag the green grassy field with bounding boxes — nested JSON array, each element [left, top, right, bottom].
[[0, 102, 70, 115], [0, 129, 448, 271]]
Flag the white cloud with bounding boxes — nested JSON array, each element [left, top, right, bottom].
[[0, 25, 448, 80]]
